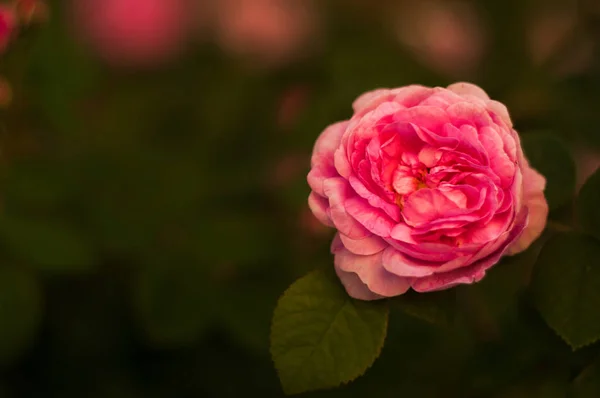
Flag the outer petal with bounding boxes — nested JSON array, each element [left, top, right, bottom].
[[310, 121, 348, 168], [447, 82, 490, 100], [352, 88, 391, 112], [307, 192, 333, 227], [352, 85, 432, 117], [334, 266, 383, 301], [334, 247, 411, 297], [506, 165, 548, 254], [323, 177, 370, 239], [413, 208, 529, 291], [307, 121, 349, 196], [381, 246, 438, 277], [487, 100, 513, 128], [411, 259, 488, 292], [339, 233, 388, 256]]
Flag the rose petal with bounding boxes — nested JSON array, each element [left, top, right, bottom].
[[381, 246, 438, 277], [334, 247, 411, 297], [352, 88, 391, 112], [446, 101, 494, 128], [446, 82, 490, 100], [307, 192, 333, 227], [344, 196, 395, 237], [308, 121, 349, 194], [323, 177, 370, 239], [402, 188, 463, 227], [411, 260, 487, 292], [487, 100, 513, 127], [339, 232, 388, 256], [310, 121, 348, 168], [393, 106, 451, 132], [334, 265, 383, 301], [507, 165, 548, 254]]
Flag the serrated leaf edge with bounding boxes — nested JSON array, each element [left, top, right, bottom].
[[269, 270, 389, 395], [537, 309, 600, 351]]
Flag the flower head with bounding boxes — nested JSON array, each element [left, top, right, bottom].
[[308, 83, 548, 300]]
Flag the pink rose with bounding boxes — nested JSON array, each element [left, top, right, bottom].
[[307, 83, 548, 300]]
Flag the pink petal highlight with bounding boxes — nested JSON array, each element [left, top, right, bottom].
[[339, 232, 387, 256], [334, 248, 411, 297], [310, 121, 348, 168], [381, 246, 438, 277], [447, 82, 490, 100], [352, 88, 391, 112], [507, 165, 548, 254], [345, 196, 395, 237], [334, 265, 383, 301], [323, 177, 370, 239], [411, 260, 487, 292], [307, 192, 333, 227]]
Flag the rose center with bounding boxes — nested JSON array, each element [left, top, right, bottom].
[[391, 163, 429, 209]]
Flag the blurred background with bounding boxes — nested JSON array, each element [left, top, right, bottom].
[[0, 0, 599, 396]]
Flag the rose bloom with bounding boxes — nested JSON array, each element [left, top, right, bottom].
[[307, 83, 548, 300]]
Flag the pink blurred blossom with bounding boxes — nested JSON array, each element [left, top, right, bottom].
[[528, 8, 594, 76], [0, 5, 17, 54], [215, 0, 318, 67], [71, 0, 194, 68], [393, 0, 485, 78]]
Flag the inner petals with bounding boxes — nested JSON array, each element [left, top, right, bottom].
[[402, 188, 463, 227]]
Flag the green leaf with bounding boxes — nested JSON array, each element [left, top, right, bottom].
[[0, 266, 42, 365], [531, 232, 600, 349], [521, 132, 576, 210], [270, 269, 389, 395], [0, 215, 96, 273], [572, 355, 600, 397], [576, 167, 600, 241], [132, 264, 214, 348]]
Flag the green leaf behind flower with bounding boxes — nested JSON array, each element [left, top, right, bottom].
[[270, 269, 388, 395], [521, 132, 576, 211], [576, 167, 600, 241], [531, 232, 600, 349]]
